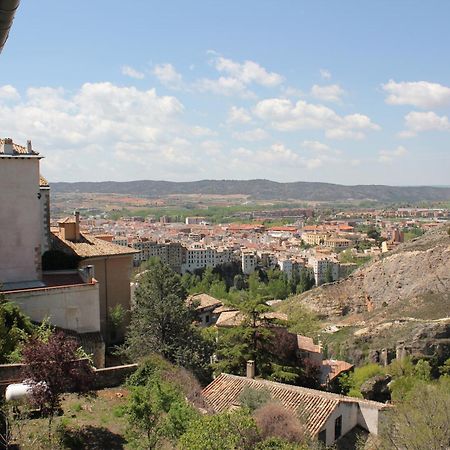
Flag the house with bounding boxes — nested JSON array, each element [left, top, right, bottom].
[[51, 212, 138, 342], [203, 372, 388, 447], [187, 293, 223, 327]]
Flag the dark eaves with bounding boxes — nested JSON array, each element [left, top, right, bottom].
[[0, 0, 20, 54]]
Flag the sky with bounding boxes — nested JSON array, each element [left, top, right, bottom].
[[0, 1, 449, 185]]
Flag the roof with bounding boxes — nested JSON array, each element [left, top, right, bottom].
[[297, 335, 321, 353], [0, 138, 39, 156], [321, 359, 354, 383], [39, 175, 49, 187], [51, 231, 138, 258], [215, 310, 288, 328], [188, 293, 223, 310], [203, 374, 387, 437]]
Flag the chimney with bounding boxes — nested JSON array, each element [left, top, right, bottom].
[[2, 137, 13, 154], [246, 360, 255, 379], [74, 211, 81, 242], [84, 265, 95, 283], [27, 140, 32, 153]]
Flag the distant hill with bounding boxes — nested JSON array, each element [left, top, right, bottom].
[[50, 179, 450, 203]]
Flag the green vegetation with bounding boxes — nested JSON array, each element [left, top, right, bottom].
[[125, 259, 213, 384], [338, 249, 371, 267]]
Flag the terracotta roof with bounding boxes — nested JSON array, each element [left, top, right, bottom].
[[202, 374, 387, 437], [322, 360, 354, 382], [51, 231, 138, 258], [39, 175, 49, 187], [0, 138, 39, 155], [215, 311, 288, 328], [297, 335, 321, 353], [188, 293, 223, 310]]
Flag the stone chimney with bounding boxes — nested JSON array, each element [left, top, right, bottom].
[[74, 211, 80, 242], [246, 360, 255, 379], [2, 137, 13, 154]]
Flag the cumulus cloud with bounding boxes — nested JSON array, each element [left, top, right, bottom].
[[382, 80, 450, 109], [153, 63, 184, 89], [0, 82, 217, 180], [253, 98, 379, 140], [194, 54, 283, 97], [399, 111, 450, 137], [301, 140, 331, 151], [227, 106, 252, 124], [214, 56, 283, 87], [378, 146, 408, 163], [0, 85, 20, 100], [311, 84, 345, 103], [121, 65, 145, 79], [232, 128, 269, 142]]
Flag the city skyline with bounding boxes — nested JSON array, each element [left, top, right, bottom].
[[0, 1, 449, 185]]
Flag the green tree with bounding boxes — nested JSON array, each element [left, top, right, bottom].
[[324, 265, 334, 284], [179, 408, 259, 450], [377, 380, 450, 450], [0, 297, 34, 363], [125, 259, 213, 383], [296, 269, 315, 294]]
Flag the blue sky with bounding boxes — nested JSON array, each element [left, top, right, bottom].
[[0, 1, 449, 185]]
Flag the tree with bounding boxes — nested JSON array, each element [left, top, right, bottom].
[[376, 380, 450, 450], [125, 259, 213, 383], [296, 269, 315, 294], [179, 408, 259, 450], [21, 332, 94, 439], [0, 298, 33, 363], [324, 265, 334, 284]]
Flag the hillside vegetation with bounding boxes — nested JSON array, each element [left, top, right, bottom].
[[50, 179, 450, 202]]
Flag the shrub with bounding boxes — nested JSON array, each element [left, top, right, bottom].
[[239, 387, 272, 412], [254, 403, 305, 443]]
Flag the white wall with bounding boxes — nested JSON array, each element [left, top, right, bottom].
[[357, 403, 382, 435], [0, 157, 42, 283], [6, 282, 101, 333], [319, 402, 359, 446]]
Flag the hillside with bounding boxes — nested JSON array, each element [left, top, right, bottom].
[[279, 226, 450, 363], [50, 179, 450, 203]]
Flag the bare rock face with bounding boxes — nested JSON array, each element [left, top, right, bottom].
[[297, 226, 450, 321], [360, 375, 392, 403]]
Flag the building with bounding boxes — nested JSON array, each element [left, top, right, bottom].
[[187, 293, 223, 327], [185, 216, 207, 225], [309, 257, 339, 286], [203, 373, 388, 447], [0, 138, 43, 285], [241, 250, 257, 275], [51, 213, 137, 342], [181, 244, 233, 274]]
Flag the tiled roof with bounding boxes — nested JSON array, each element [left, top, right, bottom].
[[0, 138, 38, 155], [39, 175, 49, 187], [297, 335, 321, 353], [51, 231, 138, 258], [202, 374, 387, 437], [188, 293, 223, 310]]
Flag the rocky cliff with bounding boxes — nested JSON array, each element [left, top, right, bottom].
[[286, 226, 450, 364]]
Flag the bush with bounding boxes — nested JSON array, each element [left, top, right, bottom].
[[239, 387, 272, 412], [254, 403, 305, 444]]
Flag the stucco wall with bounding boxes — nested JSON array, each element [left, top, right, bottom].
[[81, 255, 133, 341], [5, 282, 101, 333], [357, 403, 382, 435], [319, 402, 359, 446], [0, 157, 42, 283]]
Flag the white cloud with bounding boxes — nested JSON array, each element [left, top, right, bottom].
[[121, 65, 145, 79], [153, 63, 183, 89], [253, 98, 379, 140], [214, 56, 284, 87], [232, 128, 269, 142], [195, 76, 253, 98], [0, 83, 219, 181], [382, 80, 450, 109], [0, 85, 20, 100], [311, 84, 345, 103], [320, 69, 332, 80], [399, 111, 450, 137], [227, 106, 252, 124], [301, 140, 331, 151], [378, 146, 408, 163]]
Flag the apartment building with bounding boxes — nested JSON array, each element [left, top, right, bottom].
[[181, 244, 233, 274], [241, 250, 257, 275], [309, 257, 339, 286]]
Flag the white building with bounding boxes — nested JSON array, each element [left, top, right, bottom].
[[241, 250, 257, 275], [309, 257, 339, 286], [0, 138, 43, 285], [181, 244, 233, 274]]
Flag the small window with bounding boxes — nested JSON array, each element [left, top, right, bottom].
[[335, 415, 342, 440], [205, 314, 210, 323]]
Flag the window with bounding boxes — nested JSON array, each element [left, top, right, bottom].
[[334, 415, 342, 440], [205, 314, 210, 323]]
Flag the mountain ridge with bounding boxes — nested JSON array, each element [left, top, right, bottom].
[[49, 179, 450, 202]]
